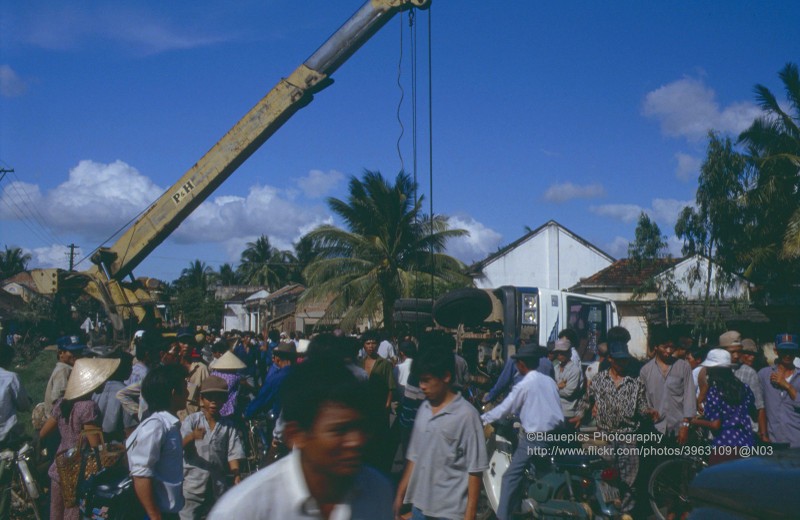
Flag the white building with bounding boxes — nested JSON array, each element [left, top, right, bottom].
[[470, 220, 615, 290], [571, 255, 758, 358]]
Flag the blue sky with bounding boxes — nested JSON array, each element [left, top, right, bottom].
[[1, 0, 799, 282]]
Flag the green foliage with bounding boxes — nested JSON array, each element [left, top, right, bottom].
[[628, 212, 668, 263], [178, 260, 214, 292], [237, 235, 296, 291], [172, 286, 223, 327], [0, 245, 31, 280], [674, 133, 749, 338], [216, 263, 240, 285], [301, 170, 471, 332], [15, 347, 57, 438], [738, 62, 800, 286]]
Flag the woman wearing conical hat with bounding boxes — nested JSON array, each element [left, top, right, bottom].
[[39, 357, 120, 520]]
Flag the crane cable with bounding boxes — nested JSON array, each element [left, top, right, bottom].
[[395, 16, 405, 173], [427, 6, 435, 302]]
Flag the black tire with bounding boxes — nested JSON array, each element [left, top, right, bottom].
[[393, 310, 434, 325], [433, 288, 493, 328], [648, 458, 699, 520], [393, 298, 434, 313]]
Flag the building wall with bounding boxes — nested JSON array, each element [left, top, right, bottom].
[[223, 303, 247, 332], [476, 224, 613, 290], [667, 257, 749, 300]]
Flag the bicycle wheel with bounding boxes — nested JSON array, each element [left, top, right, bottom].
[[10, 470, 42, 520], [648, 458, 699, 520]]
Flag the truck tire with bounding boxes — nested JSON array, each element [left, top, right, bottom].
[[393, 310, 434, 325], [433, 288, 493, 328], [393, 298, 434, 313]]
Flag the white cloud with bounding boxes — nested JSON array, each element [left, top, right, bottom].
[[26, 244, 74, 269], [0, 65, 27, 97], [675, 152, 702, 181], [1, 160, 330, 256], [294, 169, 344, 199], [174, 184, 330, 250], [651, 198, 693, 225], [22, 6, 228, 55], [590, 204, 643, 223], [605, 234, 684, 261], [445, 215, 503, 264], [590, 198, 692, 227], [543, 182, 605, 203], [642, 77, 762, 142], [605, 236, 630, 259], [0, 181, 44, 220], [44, 160, 164, 236], [666, 235, 685, 257]]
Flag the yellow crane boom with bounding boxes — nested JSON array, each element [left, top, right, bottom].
[[31, 0, 431, 333]]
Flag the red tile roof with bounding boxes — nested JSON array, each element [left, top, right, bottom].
[[574, 258, 682, 289]]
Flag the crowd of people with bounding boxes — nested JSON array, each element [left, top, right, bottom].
[[0, 323, 799, 520]]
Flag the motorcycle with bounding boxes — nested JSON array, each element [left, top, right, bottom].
[[0, 441, 43, 520], [480, 419, 626, 520]]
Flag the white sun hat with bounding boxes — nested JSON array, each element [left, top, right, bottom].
[[701, 348, 731, 368], [63, 358, 120, 400]]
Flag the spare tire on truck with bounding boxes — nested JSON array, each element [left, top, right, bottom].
[[393, 298, 434, 314], [433, 288, 493, 328], [393, 310, 434, 326]]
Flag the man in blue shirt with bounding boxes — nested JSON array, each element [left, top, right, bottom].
[[244, 342, 296, 419]]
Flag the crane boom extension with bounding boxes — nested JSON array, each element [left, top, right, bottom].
[[95, 0, 430, 280], [31, 0, 430, 333]]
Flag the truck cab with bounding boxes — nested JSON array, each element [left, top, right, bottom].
[[430, 286, 618, 367]]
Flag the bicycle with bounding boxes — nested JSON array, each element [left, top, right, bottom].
[[648, 454, 706, 520], [1, 442, 43, 520]]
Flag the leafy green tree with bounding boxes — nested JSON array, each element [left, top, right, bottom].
[[291, 234, 321, 284], [628, 212, 668, 263], [738, 62, 800, 285], [301, 171, 471, 332], [173, 286, 223, 327], [179, 260, 214, 292], [237, 235, 295, 291], [676, 132, 748, 337], [216, 263, 240, 285], [0, 245, 31, 280]]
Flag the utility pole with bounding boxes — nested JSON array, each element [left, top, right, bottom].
[[0, 167, 13, 183], [68, 243, 78, 271]]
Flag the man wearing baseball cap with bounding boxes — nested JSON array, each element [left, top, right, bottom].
[[758, 333, 800, 447], [181, 376, 245, 520], [43, 336, 85, 416]]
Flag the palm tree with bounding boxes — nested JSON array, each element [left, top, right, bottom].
[[738, 62, 800, 282], [0, 246, 32, 280], [179, 260, 214, 292], [301, 170, 470, 332], [237, 235, 295, 291], [216, 263, 240, 285], [291, 233, 321, 284]]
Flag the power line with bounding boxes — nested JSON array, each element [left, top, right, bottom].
[[0, 166, 67, 249], [7, 171, 66, 247]]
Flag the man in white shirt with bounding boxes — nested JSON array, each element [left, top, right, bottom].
[[127, 364, 189, 520], [481, 344, 564, 520], [209, 359, 393, 519]]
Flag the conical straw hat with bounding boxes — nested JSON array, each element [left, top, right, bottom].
[[64, 358, 120, 400], [212, 350, 246, 371]]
